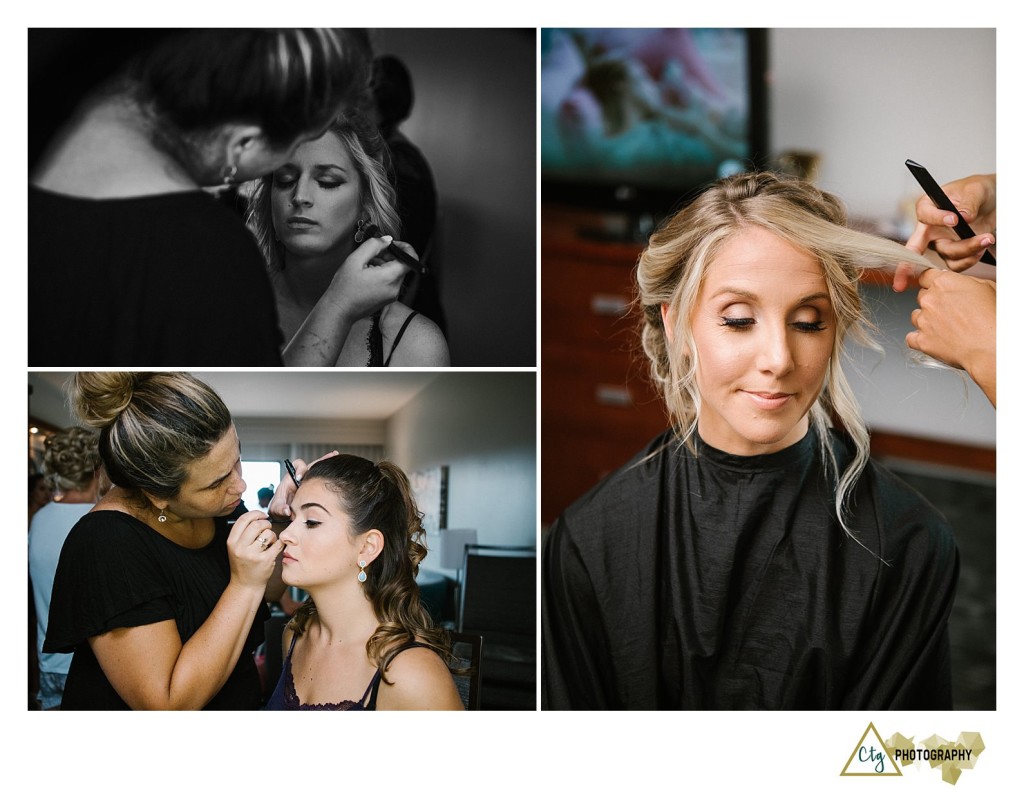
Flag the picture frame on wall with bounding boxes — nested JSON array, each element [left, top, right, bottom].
[[410, 465, 448, 535]]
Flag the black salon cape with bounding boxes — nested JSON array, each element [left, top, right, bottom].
[[542, 428, 958, 710]]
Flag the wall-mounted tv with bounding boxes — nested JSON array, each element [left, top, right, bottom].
[[541, 28, 770, 236]]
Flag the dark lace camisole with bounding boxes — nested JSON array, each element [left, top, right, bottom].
[[264, 632, 427, 710]]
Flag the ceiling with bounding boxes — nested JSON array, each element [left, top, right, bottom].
[[28, 371, 441, 424]]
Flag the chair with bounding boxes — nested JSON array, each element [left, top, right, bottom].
[[458, 545, 536, 710], [447, 631, 483, 710]]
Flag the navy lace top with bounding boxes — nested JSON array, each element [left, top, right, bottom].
[[264, 631, 426, 710]]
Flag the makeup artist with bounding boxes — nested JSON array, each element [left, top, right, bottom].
[[29, 29, 364, 366], [895, 173, 996, 407], [44, 372, 286, 710]]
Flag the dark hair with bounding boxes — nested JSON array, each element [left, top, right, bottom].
[[70, 372, 232, 500], [128, 29, 367, 148], [370, 55, 414, 133], [289, 454, 451, 679]]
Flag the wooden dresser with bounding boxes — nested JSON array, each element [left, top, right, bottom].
[[541, 205, 671, 525]]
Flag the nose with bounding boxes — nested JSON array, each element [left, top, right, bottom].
[[290, 175, 312, 207], [758, 323, 796, 377], [279, 522, 296, 545], [227, 469, 246, 498]]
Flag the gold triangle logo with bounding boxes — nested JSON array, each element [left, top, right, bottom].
[[841, 722, 903, 777]]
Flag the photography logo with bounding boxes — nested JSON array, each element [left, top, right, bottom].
[[841, 722, 902, 776], [841, 723, 985, 785]]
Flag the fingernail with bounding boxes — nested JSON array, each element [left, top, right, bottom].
[[944, 214, 959, 225]]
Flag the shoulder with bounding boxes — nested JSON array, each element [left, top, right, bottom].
[[558, 430, 675, 531], [383, 304, 450, 366], [379, 645, 463, 711], [858, 457, 957, 569]]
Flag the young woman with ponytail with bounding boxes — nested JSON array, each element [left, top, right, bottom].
[[265, 454, 462, 710]]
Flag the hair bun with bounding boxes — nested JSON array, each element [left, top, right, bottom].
[[70, 372, 150, 428]]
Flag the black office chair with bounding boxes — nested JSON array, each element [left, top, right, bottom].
[[458, 545, 536, 710], [447, 631, 483, 711]]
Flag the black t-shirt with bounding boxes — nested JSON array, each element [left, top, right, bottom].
[[542, 428, 959, 710], [28, 186, 283, 365], [44, 510, 269, 710]]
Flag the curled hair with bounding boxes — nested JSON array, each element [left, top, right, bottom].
[[128, 29, 365, 149], [246, 107, 400, 272], [288, 454, 451, 680], [43, 426, 101, 493], [69, 372, 232, 500], [636, 170, 943, 538]]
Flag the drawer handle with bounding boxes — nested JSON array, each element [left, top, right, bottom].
[[595, 384, 632, 407], [590, 294, 630, 317]]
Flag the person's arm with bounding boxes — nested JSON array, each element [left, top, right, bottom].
[[282, 238, 412, 367], [906, 268, 996, 407], [88, 511, 283, 710], [375, 648, 464, 710], [906, 173, 996, 272]]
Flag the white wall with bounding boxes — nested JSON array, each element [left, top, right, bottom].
[[371, 29, 536, 366], [386, 372, 536, 574], [770, 28, 996, 448]]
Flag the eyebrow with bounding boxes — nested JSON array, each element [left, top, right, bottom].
[[298, 501, 330, 514], [710, 288, 831, 305]]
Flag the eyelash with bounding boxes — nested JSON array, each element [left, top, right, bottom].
[[273, 177, 343, 190], [303, 520, 321, 529], [720, 317, 826, 333]]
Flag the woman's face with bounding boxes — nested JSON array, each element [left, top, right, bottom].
[[165, 425, 246, 519], [279, 478, 362, 589], [31, 477, 52, 507], [685, 226, 836, 455], [270, 131, 363, 259]]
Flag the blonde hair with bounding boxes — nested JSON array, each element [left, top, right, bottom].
[[246, 107, 400, 272], [43, 426, 100, 493], [69, 372, 232, 500], [637, 171, 942, 536]]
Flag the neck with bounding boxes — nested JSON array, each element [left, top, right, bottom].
[[281, 241, 355, 310], [57, 479, 99, 505], [307, 582, 379, 647], [32, 91, 200, 198]]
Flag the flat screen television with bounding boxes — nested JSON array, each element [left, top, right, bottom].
[[541, 28, 770, 240]]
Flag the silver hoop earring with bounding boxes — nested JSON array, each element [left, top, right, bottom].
[[357, 559, 367, 583], [158, 509, 168, 523]]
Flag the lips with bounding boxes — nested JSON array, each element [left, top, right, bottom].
[[282, 552, 296, 562], [286, 216, 318, 228], [742, 391, 795, 410]]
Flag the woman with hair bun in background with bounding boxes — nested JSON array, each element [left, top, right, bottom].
[[44, 372, 285, 710], [29, 427, 103, 709], [264, 454, 462, 710]]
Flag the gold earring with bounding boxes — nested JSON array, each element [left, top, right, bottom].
[[357, 559, 367, 583]]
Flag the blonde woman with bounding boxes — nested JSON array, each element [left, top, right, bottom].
[[247, 109, 448, 367], [264, 454, 462, 710], [542, 171, 959, 710]]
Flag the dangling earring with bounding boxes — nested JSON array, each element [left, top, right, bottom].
[[221, 163, 238, 186], [158, 509, 168, 523], [357, 559, 367, 583], [354, 218, 367, 243]]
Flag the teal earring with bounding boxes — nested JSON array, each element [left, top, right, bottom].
[[357, 559, 367, 583]]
